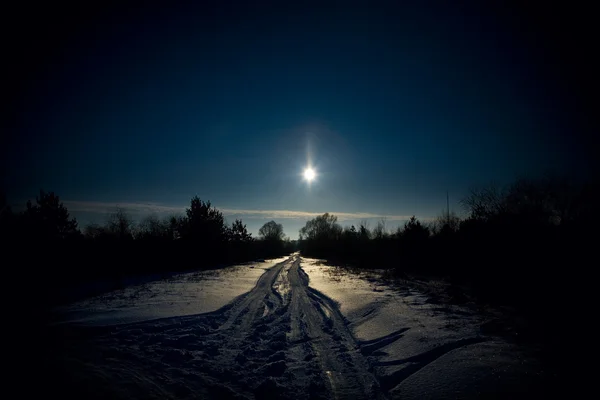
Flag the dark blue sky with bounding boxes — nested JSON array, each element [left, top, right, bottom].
[[5, 1, 596, 237]]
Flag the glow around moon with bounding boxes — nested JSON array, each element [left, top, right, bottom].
[[303, 167, 316, 182]]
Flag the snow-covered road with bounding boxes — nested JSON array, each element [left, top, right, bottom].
[[48, 254, 546, 399]]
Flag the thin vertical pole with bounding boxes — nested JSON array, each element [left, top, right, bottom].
[[446, 190, 450, 224]]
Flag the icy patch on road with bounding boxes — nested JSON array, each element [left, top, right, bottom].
[[52, 257, 288, 326]]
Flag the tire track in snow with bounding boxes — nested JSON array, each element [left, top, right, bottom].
[[287, 259, 386, 399], [217, 258, 289, 334], [51, 255, 485, 399]]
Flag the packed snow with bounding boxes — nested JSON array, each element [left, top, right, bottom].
[[51, 257, 288, 326], [48, 254, 547, 399], [301, 258, 546, 398]]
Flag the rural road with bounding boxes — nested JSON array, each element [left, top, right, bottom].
[[48, 255, 533, 399]]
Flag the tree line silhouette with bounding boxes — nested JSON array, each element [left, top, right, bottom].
[[0, 192, 293, 305], [297, 174, 597, 320], [2, 173, 595, 321]]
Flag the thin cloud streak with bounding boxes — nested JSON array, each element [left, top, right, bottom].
[[64, 200, 431, 221], [221, 209, 420, 221], [64, 201, 185, 215]]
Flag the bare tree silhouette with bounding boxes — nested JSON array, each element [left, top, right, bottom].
[[107, 207, 134, 240], [258, 220, 285, 241]]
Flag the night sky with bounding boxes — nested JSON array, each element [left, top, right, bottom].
[[4, 1, 597, 237]]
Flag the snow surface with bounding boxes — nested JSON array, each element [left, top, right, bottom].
[[48, 254, 548, 399], [51, 257, 288, 326], [301, 258, 547, 398]]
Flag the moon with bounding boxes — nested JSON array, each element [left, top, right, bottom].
[[303, 167, 316, 182]]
